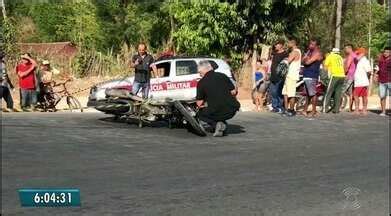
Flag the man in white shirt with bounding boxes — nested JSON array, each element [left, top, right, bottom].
[[353, 48, 372, 115], [282, 37, 302, 117]]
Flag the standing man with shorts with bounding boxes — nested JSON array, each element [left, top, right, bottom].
[[376, 47, 390, 116], [302, 38, 323, 117], [353, 48, 372, 115], [323, 48, 345, 113], [282, 37, 302, 117], [131, 43, 158, 99], [269, 40, 288, 113], [343, 44, 357, 112]]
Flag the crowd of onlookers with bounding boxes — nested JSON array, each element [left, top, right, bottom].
[[252, 38, 390, 117], [1, 52, 59, 112], [1, 41, 390, 116]]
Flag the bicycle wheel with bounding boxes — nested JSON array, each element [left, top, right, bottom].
[[51, 93, 62, 112], [66, 96, 83, 112], [340, 94, 348, 110]]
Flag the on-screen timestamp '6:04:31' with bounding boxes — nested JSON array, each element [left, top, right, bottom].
[[18, 188, 81, 207]]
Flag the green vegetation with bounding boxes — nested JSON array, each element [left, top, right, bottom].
[[1, 0, 389, 79], [296, 1, 390, 56]]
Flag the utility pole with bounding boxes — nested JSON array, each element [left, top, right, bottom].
[[168, 5, 175, 54], [335, 0, 342, 49], [368, 0, 374, 95], [1, 0, 7, 19], [368, 0, 372, 60]]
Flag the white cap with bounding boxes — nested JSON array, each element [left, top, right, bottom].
[[331, 48, 340, 53]]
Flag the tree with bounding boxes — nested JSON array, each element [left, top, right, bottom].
[[227, 0, 311, 50], [0, 0, 17, 56], [0, 18, 17, 55], [341, 2, 389, 57], [296, 1, 388, 57], [3, 0, 388, 79], [169, 1, 244, 57]]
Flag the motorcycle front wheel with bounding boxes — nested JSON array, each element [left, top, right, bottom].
[[173, 101, 207, 137]]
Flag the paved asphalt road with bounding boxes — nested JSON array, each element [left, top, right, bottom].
[[1, 111, 389, 216]]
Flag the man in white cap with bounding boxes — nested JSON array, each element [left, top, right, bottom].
[[323, 48, 345, 113], [38, 60, 59, 85], [36, 60, 59, 104]]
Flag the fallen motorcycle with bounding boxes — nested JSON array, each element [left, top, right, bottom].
[[94, 88, 207, 136]]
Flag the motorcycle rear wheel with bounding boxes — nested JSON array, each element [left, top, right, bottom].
[[95, 100, 130, 114]]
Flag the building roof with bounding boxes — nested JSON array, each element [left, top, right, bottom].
[[17, 42, 78, 59]]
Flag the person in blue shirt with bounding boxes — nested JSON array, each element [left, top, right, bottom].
[[252, 59, 269, 111]]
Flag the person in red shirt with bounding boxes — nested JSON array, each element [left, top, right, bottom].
[[375, 47, 391, 116], [16, 53, 37, 111]]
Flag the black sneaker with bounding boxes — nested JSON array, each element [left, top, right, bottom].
[[199, 120, 214, 133], [287, 110, 296, 117]]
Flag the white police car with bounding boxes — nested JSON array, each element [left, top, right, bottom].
[[87, 57, 236, 107]]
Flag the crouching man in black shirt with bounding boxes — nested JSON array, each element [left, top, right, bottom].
[[196, 60, 240, 137]]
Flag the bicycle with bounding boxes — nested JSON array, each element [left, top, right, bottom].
[[37, 79, 83, 112]]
